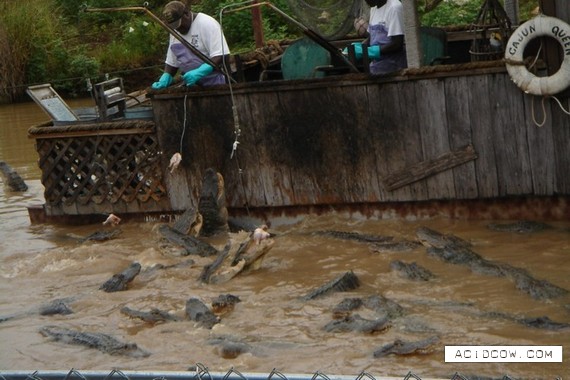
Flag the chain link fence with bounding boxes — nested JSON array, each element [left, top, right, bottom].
[[0, 366, 537, 380]]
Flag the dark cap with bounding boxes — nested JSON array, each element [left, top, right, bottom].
[[163, 1, 187, 30]]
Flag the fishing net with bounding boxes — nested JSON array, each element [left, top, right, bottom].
[[285, 0, 368, 40]]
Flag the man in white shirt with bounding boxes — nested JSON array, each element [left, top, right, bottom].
[[362, 0, 407, 74], [152, 1, 230, 89]]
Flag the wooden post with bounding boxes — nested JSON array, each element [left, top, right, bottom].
[[539, 0, 562, 75], [401, 0, 422, 68], [504, 0, 519, 25], [251, 0, 265, 48]]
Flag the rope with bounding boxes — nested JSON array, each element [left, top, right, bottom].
[[220, 1, 251, 216], [530, 95, 570, 128], [520, 39, 570, 128], [180, 93, 188, 153], [531, 95, 547, 128]]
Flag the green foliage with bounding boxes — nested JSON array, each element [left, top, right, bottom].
[[420, 0, 540, 27], [193, 0, 300, 51], [99, 20, 167, 68], [420, 0, 483, 26], [0, 0, 97, 99]]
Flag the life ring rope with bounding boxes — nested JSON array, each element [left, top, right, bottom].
[[505, 14, 570, 96], [531, 95, 570, 128]]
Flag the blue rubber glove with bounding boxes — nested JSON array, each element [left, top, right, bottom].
[[182, 63, 214, 86], [342, 42, 363, 58], [151, 72, 173, 89], [342, 43, 380, 60], [367, 45, 381, 59], [353, 43, 364, 59]]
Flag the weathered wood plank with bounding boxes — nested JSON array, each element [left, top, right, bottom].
[[154, 98, 196, 210], [415, 78, 455, 199], [377, 81, 425, 201], [320, 85, 384, 203], [271, 89, 324, 205], [468, 75, 499, 198], [247, 90, 289, 206], [221, 93, 262, 208], [397, 80, 429, 201], [165, 166, 192, 210], [489, 74, 533, 196], [444, 76, 479, 199], [366, 82, 404, 201], [522, 94, 556, 195], [350, 85, 382, 202], [551, 95, 570, 194], [382, 145, 477, 191]]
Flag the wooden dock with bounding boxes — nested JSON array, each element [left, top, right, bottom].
[[147, 62, 569, 219]]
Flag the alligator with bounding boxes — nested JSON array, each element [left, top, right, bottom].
[[323, 314, 391, 334], [39, 298, 74, 316], [362, 294, 405, 320], [416, 226, 472, 249], [425, 245, 568, 299], [331, 294, 405, 321], [390, 260, 435, 281], [200, 230, 275, 284], [506, 268, 569, 299], [313, 230, 394, 244], [327, 295, 437, 338], [0, 298, 74, 323], [139, 259, 196, 280], [211, 294, 241, 315], [417, 227, 568, 300], [373, 336, 440, 357], [172, 207, 203, 236], [185, 297, 220, 329], [487, 220, 553, 233], [483, 311, 570, 330], [199, 243, 244, 284], [80, 229, 122, 243], [120, 306, 182, 324], [425, 245, 484, 267], [198, 168, 229, 237], [158, 224, 219, 257], [369, 240, 422, 253], [0, 161, 28, 192], [99, 262, 141, 292], [208, 337, 252, 359], [332, 298, 364, 319], [39, 325, 150, 357], [301, 271, 360, 301]]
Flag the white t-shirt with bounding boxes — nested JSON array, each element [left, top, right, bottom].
[[165, 12, 230, 68], [368, 0, 404, 38]]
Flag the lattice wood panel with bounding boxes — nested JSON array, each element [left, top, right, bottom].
[[35, 132, 166, 210]]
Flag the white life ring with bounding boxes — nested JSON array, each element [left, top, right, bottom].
[[505, 14, 570, 96]]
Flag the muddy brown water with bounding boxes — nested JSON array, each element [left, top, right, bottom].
[[1, 102, 569, 379]]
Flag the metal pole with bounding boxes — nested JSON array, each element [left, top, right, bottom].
[[224, 2, 359, 73]]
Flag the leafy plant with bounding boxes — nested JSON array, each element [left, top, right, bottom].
[[420, 0, 540, 27], [194, 0, 300, 51]]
